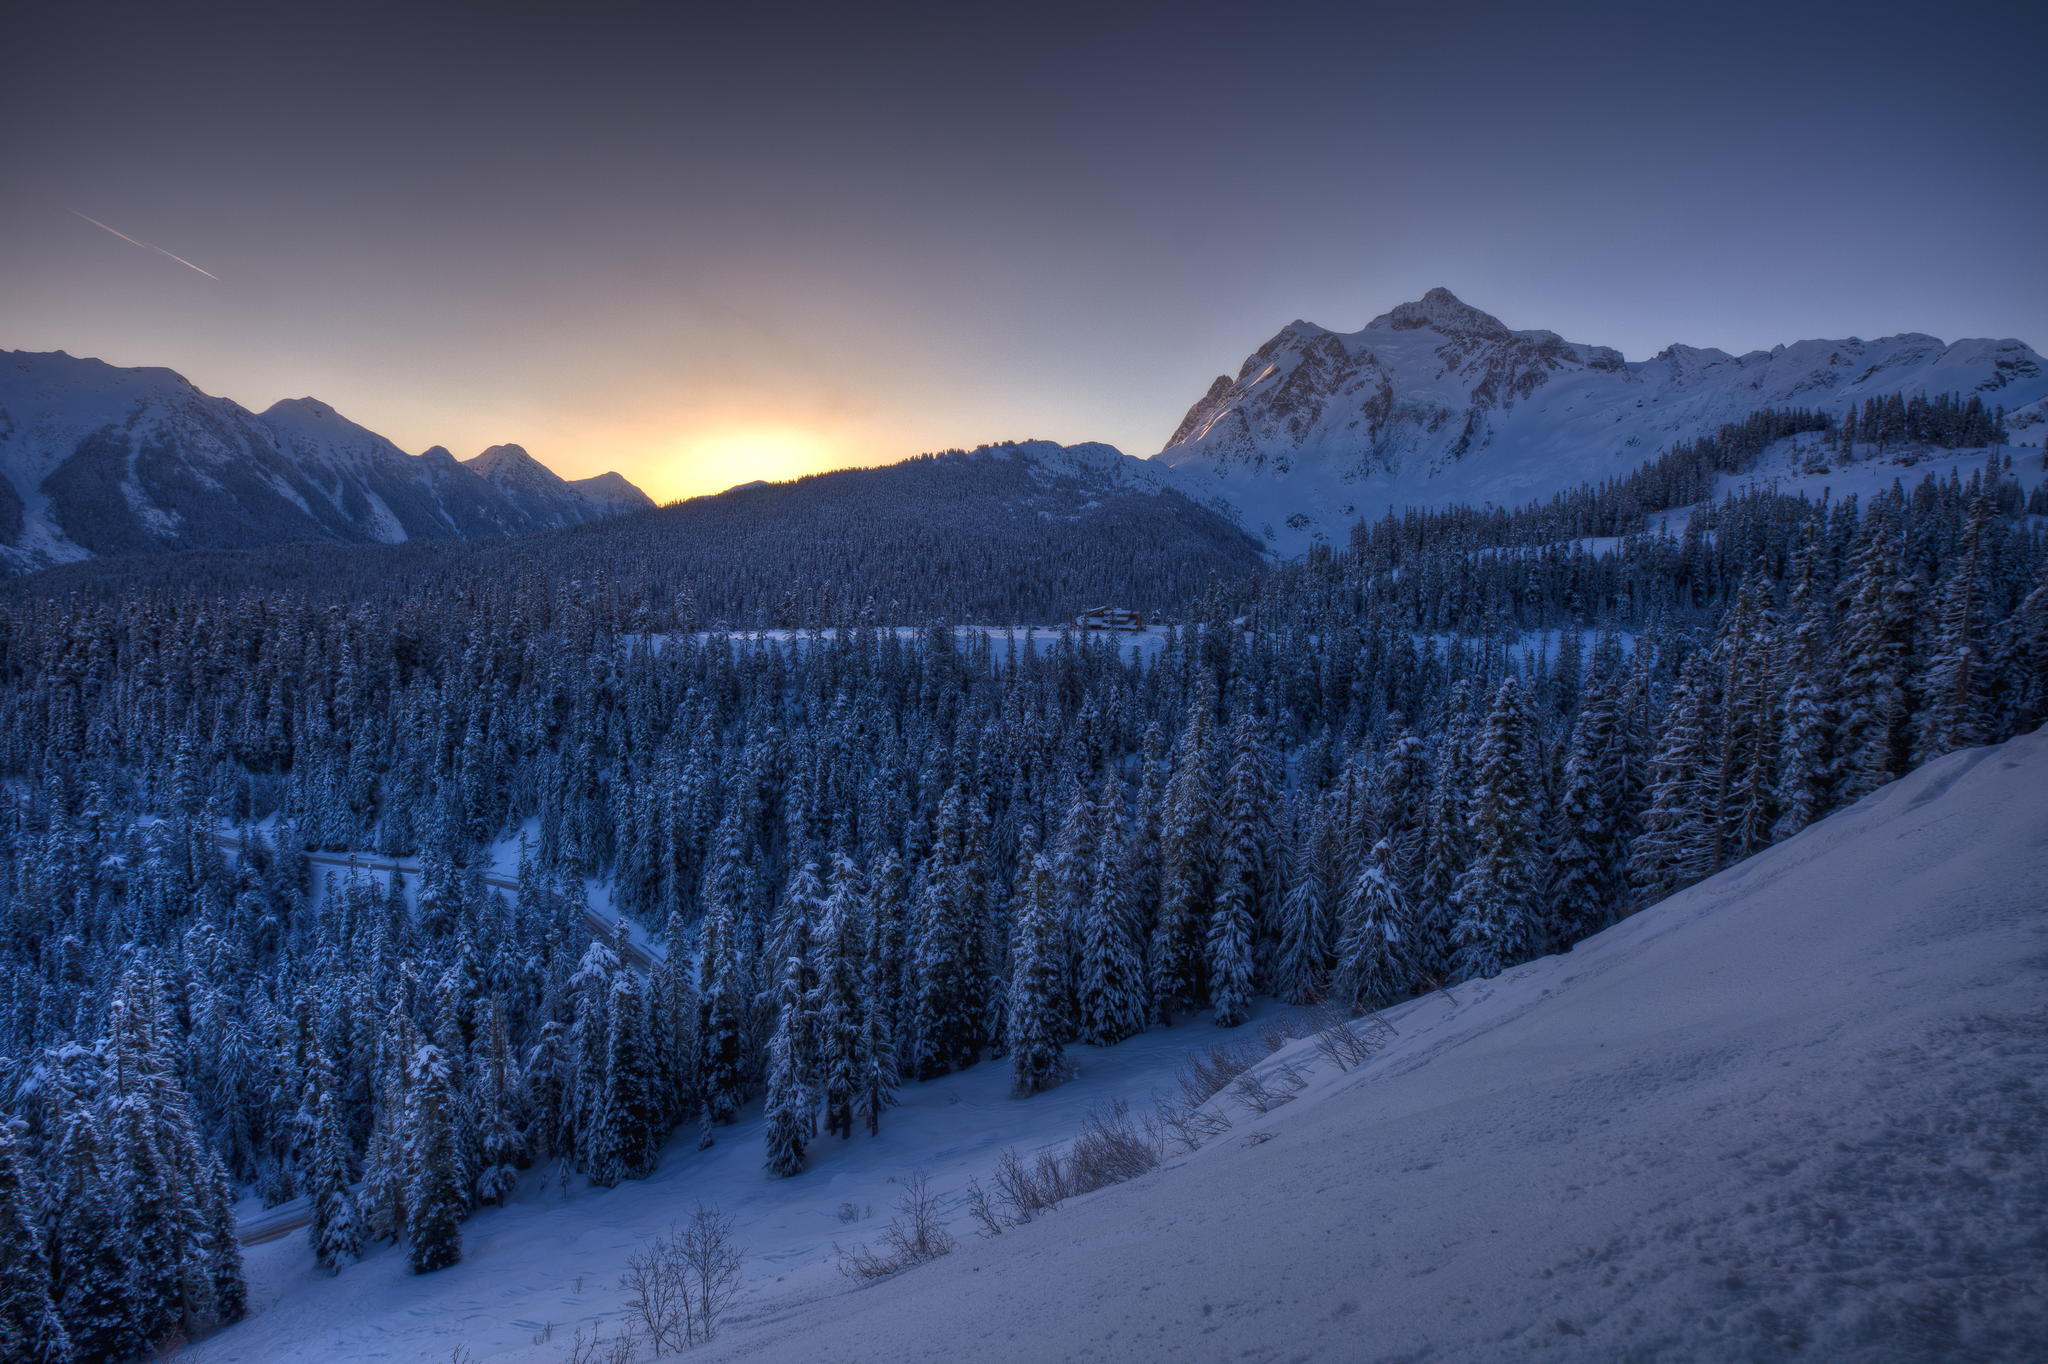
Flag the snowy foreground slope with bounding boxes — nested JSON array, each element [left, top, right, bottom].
[[704, 729, 2048, 1364], [186, 728, 2048, 1363]]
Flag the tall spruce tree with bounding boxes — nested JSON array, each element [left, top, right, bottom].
[[0, 1118, 69, 1364], [405, 1044, 463, 1274], [1007, 853, 1070, 1092], [1450, 677, 1544, 981]]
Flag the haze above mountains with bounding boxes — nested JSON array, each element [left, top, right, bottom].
[[4, 288, 2043, 573]]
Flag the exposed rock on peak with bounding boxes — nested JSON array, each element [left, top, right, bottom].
[[1366, 287, 1512, 338], [1156, 292, 2048, 554]]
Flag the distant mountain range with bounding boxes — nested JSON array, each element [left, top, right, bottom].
[[0, 349, 652, 572], [6, 440, 1266, 625], [1155, 287, 2048, 551], [7, 289, 2045, 577]]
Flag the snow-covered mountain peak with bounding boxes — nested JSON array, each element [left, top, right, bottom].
[[465, 443, 559, 487], [0, 348, 653, 570], [569, 470, 655, 513], [1157, 293, 2048, 554], [1364, 286, 1512, 338], [263, 396, 342, 422]]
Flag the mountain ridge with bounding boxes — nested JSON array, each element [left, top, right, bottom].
[[1156, 288, 2048, 552], [0, 349, 651, 572]]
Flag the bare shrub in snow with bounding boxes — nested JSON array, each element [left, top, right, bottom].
[[1257, 1016, 1307, 1053], [617, 1206, 745, 1351], [1153, 1089, 1234, 1153], [964, 1178, 1005, 1237], [837, 1170, 956, 1283], [1309, 1001, 1381, 1070], [620, 1238, 686, 1353], [1176, 1040, 1262, 1107], [1274, 1056, 1314, 1092], [990, 1147, 1053, 1222], [1063, 1100, 1162, 1195], [676, 1206, 745, 1345], [1231, 1068, 1283, 1115], [563, 1319, 637, 1364]]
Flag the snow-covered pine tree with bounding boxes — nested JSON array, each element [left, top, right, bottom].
[[467, 997, 523, 1206], [854, 866, 901, 1136], [1546, 664, 1621, 947], [1334, 837, 1416, 1009], [909, 783, 985, 1078], [1629, 653, 1723, 904], [760, 992, 811, 1178], [607, 963, 664, 1182], [1007, 852, 1070, 1092], [1715, 578, 1781, 863], [1205, 858, 1257, 1028], [404, 1043, 463, 1274], [1773, 538, 1839, 839], [650, 906, 703, 1124], [697, 896, 750, 1126], [1150, 695, 1216, 1024], [1217, 713, 1281, 949], [46, 1087, 140, 1364], [568, 937, 624, 1185], [308, 1086, 362, 1274], [1268, 793, 1335, 1005], [1917, 493, 1994, 758], [1072, 782, 1143, 1045], [813, 852, 867, 1139], [0, 1117, 69, 1363], [1836, 493, 1919, 799], [1450, 676, 1544, 981]]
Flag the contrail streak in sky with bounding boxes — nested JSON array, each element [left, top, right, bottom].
[[71, 211, 221, 281]]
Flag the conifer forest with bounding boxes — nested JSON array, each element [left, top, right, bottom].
[[1, 439, 2044, 1361]]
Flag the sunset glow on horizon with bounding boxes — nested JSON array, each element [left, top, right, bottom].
[[652, 424, 861, 502], [4, 1, 2043, 503]]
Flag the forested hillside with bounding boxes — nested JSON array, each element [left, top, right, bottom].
[[0, 447, 2043, 1361], [9, 440, 1261, 627]]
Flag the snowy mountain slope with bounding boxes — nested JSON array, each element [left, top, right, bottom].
[[696, 726, 2048, 1364], [0, 350, 649, 571], [465, 443, 655, 526], [1159, 288, 2048, 552], [0, 439, 1263, 623], [567, 469, 658, 515]]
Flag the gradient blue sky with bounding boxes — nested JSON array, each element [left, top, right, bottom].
[[4, 0, 2044, 500]]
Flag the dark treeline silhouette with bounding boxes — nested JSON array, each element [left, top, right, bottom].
[[4, 443, 1265, 628]]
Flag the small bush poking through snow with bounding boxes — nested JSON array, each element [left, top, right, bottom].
[[615, 1205, 745, 1353], [836, 1171, 956, 1282]]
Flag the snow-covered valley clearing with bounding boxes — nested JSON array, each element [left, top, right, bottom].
[[189, 727, 2048, 1363]]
